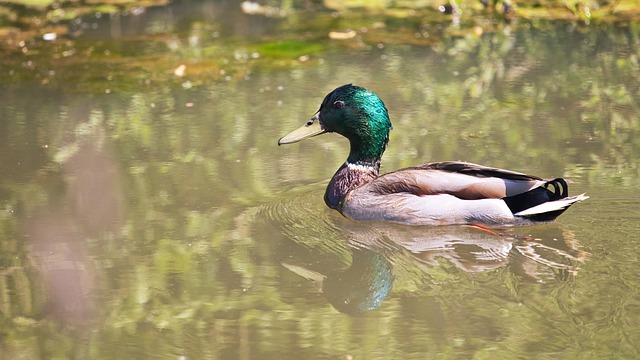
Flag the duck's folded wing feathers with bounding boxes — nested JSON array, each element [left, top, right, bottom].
[[372, 161, 547, 199], [412, 161, 544, 181]]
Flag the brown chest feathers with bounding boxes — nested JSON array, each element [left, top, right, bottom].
[[325, 162, 378, 209]]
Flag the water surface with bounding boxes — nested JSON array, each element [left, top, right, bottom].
[[1, 8, 640, 359]]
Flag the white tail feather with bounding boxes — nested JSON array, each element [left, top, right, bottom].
[[515, 194, 589, 217]]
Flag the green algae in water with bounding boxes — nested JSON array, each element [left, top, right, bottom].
[[256, 40, 324, 59]]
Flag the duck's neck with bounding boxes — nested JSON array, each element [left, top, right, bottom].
[[324, 139, 387, 209]]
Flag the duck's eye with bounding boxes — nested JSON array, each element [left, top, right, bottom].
[[333, 100, 345, 109]]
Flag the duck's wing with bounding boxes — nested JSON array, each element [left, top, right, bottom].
[[413, 161, 544, 182], [371, 161, 548, 200]]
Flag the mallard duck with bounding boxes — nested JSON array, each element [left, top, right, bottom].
[[278, 84, 587, 226]]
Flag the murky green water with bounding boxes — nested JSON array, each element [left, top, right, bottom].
[[1, 3, 640, 359]]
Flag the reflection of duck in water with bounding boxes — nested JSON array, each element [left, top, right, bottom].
[[281, 223, 587, 314], [285, 248, 394, 315], [385, 225, 586, 279], [279, 84, 587, 226]]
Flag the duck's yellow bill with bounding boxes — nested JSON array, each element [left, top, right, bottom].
[[278, 112, 326, 145]]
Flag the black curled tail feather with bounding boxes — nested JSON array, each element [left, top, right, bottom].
[[503, 178, 569, 215], [544, 178, 568, 199]]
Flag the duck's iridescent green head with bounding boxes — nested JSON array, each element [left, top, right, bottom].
[[279, 84, 392, 166]]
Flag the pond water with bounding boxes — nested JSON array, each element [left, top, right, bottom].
[[1, 3, 640, 359]]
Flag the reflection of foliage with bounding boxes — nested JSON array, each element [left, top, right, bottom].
[[0, 12, 639, 360]]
